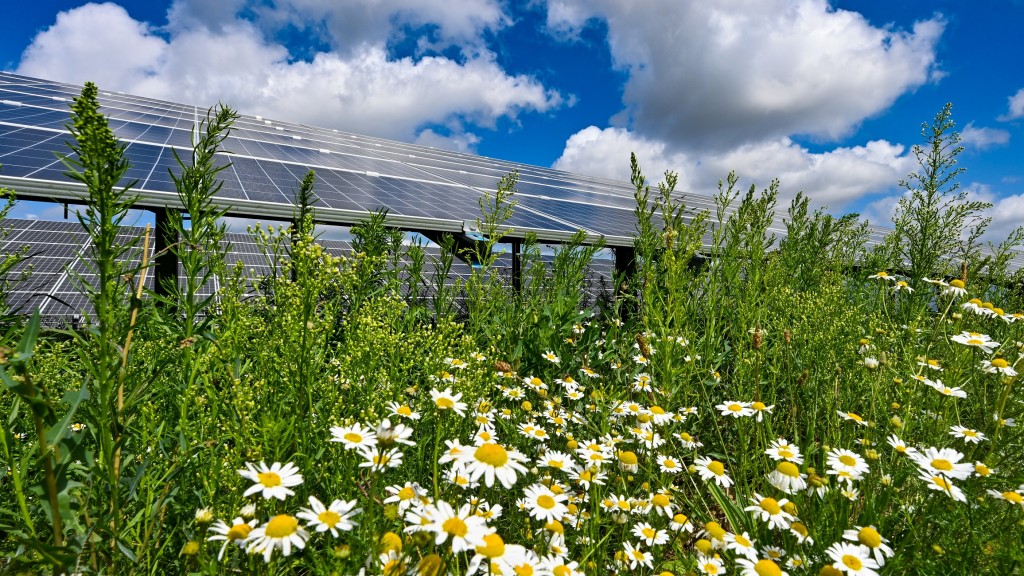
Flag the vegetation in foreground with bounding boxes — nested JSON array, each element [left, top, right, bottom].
[[0, 84, 1023, 575]]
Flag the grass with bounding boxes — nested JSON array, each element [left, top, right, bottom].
[[0, 84, 1022, 575]]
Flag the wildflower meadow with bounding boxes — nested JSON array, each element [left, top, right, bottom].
[[1, 86, 1022, 575]]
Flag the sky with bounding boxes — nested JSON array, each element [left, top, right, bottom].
[[1, 0, 1023, 240]]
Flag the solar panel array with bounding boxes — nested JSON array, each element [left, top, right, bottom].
[[0, 218, 614, 322], [0, 72, 652, 246], [0, 71, 1019, 311]]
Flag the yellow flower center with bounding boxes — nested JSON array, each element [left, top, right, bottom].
[[514, 564, 534, 576], [398, 486, 416, 500], [475, 533, 505, 558], [967, 339, 985, 346], [1003, 492, 1023, 504], [418, 554, 444, 576], [442, 517, 469, 538], [707, 461, 726, 476], [735, 534, 751, 547], [318, 510, 341, 527], [545, 520, 564, 534], [380, 532, 402, 552], [950, 279, 965, 288], [705, 522, 725, 540], [858, 526, 882, 548], [778, 448, 794, 459], [727, 403, 743, 412], [791, 522, 808, 537], [839, 455, 857, 467], [841, 555, 863, 570], [257, 472, 282, 488], [226, 523, 252, 541], [618, 451, 638, 465], [663, 459, 678, 469], [343, 432, 364, 443], [760, 498, 782, 515], [553, 566, 571, 576], [652, 494, 671, 508], [752, 401, 767, 411], [642, 527, 657, 539], [847, 412, 863, 422], [992, 358, 1009, 369], [753, 559, 782, 576], [680, 432, 693, 442], [537, 495, 557, 509], [436, 397, 455, 409], [397, 405, 413, 416], [475, 443, 509, 467], [963, 429, 978, 438], [931, 459, 953, 471], [703, 563, 720, 574], [932, 476, 952, 490], [265, 514, 299, 538]]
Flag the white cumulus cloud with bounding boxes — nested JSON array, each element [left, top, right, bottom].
[[545, 0, 945, 152], [999, 88, 1024, 121], [553, 126, 914, 210], [960, 123, 1010, 149], [15, 2, 560, 143]]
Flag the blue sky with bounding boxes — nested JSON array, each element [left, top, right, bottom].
[[2, 1, 1023, 239]]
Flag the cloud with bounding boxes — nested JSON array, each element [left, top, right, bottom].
[[413, 129, 482, 153], [862, 183, 1024, 243], [545, 0, 944, 151], [999, 87, 1024, 121], [256, 0, 512, 55], [15, 2, 560, 143], [168, 0, 509, 56], [960, 122, 1010, 149], [16, 3, 166, 90], [553, 126, 914, 209]]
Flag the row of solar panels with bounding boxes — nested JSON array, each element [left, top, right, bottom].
[[0, 72, 654, 245], [0, 73, 898, 252], [1, 73, 1019, 276], [0, 218, 614, 321]]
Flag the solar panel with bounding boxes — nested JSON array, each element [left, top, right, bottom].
[[1, 72, 1020, 281], [0, 72, 639, 245]]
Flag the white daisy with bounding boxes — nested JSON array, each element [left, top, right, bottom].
[[717, 400, 754, 418], [842, 525, 893, 566], [631, 522, 669, 546], [694, 456, 733, 488], [826, 541, 880, 576], [949, 425, 986, 444], [459, 442, 530, 488], [245, 514, 309, 562], [297, 496, 360, 537], [238, 461, 303, 501], [430, 388, 468, 416], [522, 483, 569, 523], [421, 500, 493, 553], [207, 517, 258, 560], [744, 494, 794, 530]]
